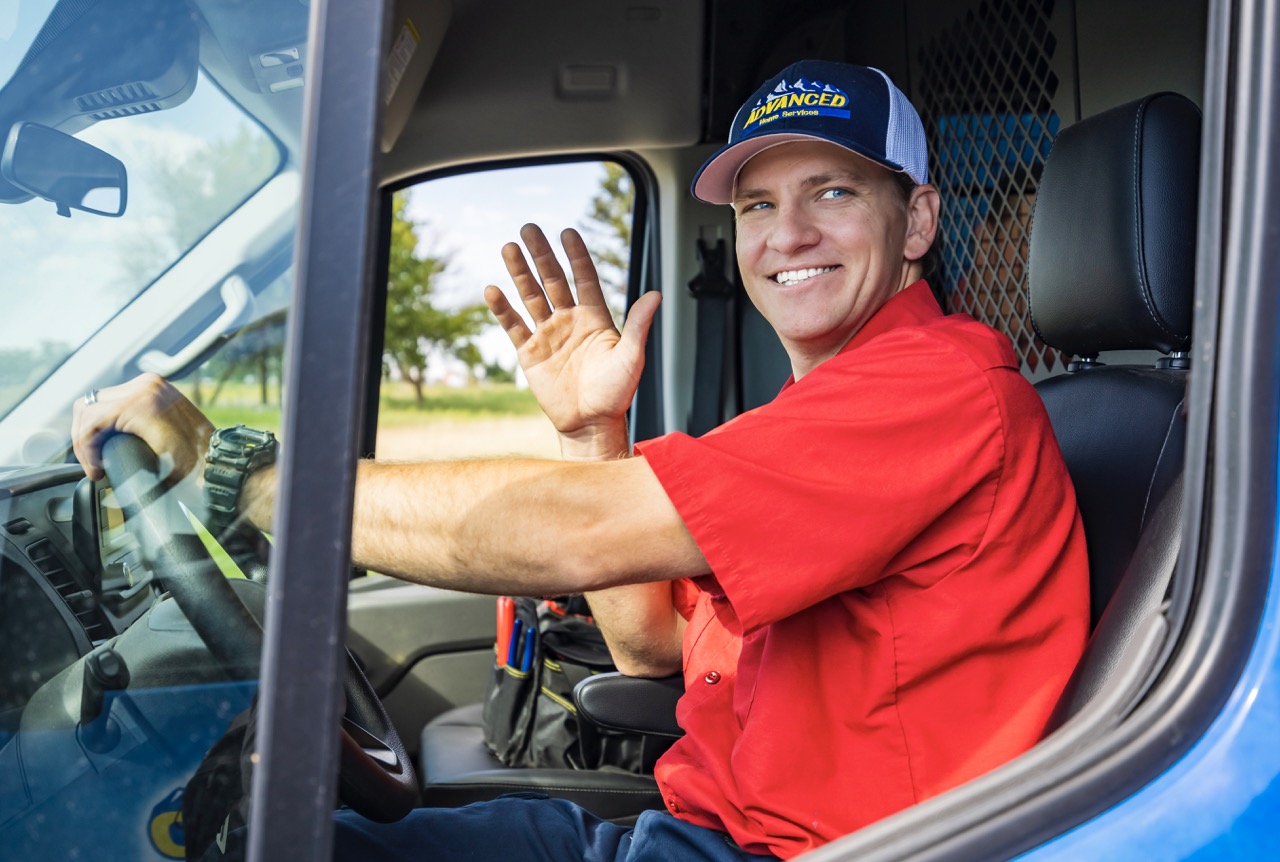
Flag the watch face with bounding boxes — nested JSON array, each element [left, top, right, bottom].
[[208, 427, 277, 475], [219, 426, 272, 449]]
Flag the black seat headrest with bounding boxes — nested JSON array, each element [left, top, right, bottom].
[[1029, 92, 1201, 357]]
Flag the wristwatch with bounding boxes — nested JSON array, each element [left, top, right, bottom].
[[203, 425, 278, 538]]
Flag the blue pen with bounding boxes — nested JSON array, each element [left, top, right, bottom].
[[520, 626, 537, 673], [506, 619, 523, 669]]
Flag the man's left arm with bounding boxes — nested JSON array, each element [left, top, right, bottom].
[[234, 443, 707, 604]]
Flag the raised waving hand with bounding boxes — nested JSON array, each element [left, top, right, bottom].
[[484, 224, 661, 460]]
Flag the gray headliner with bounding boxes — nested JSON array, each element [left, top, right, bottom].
[[383, 0, 705, 185]]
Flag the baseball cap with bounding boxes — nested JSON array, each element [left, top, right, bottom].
[[691, 60, 928, 205]]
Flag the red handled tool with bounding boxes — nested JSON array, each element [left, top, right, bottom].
[[495, 596, 515, 665]]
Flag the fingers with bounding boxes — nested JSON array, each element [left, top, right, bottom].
[[501, 224, 578, 323], [71, 373, 212, 483], [619, 291, 662, 355], [72, 391, 110, 481], [492, 224, 615, 339], [484, 284, 531, 349], [72, 375, 150, 481], [520, 223, 577, 312], [561, 228, 608, 309], [501, 240, 553, 321]]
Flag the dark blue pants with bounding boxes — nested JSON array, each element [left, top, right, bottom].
[[333, 794, 779, 862]]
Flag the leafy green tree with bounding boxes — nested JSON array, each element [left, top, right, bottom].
[[578, 162, 634, 324], [189, 311, 287, 407], [482, 360, 516, 384], [454, 342, 485, 379], [384, 192, 489, 403]]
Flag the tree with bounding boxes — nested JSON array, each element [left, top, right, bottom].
[[482, 360, 516, 384], [191, 311, 287, 407], [383, 192, 490, 403], [578, 162, 634, 325]]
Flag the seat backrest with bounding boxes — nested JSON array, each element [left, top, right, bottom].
[[1027, 92, 1201, 727]]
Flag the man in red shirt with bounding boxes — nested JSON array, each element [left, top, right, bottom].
[[73, 61, 1088, 861]]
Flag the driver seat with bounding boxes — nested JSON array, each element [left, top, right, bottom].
[[417, 690, 672, 820], [1025, 91, 1200, 729]]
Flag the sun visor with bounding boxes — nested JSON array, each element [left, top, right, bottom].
[[381, 0, 451, 153]]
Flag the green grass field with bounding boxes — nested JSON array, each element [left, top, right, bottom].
[[176, 379, 542, 436]]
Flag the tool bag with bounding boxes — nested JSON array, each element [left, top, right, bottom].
[[481, 595, 651, 772]]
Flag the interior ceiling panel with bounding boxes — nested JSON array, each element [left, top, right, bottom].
[[383, 0, 704, 182]]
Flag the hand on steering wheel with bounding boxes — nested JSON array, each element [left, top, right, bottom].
[[101, 432, 420, 822]]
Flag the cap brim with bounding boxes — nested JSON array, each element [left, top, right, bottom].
[[692, 134, 828, 205], [691, 133, 909, 205]]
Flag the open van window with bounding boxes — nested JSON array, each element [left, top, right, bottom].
[[374, 160, 635, 462]]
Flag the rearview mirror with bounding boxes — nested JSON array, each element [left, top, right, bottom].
[[1, 122, 127, 217]]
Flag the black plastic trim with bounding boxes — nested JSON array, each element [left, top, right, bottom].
[[0, 464, 85, 498], [245, 0, 392, 859], [362, 195, 393, 462], [615, 152, 666, 444]]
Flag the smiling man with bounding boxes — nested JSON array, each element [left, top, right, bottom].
[[73, 61, 1088, 862], [730, 139, 934, 374]]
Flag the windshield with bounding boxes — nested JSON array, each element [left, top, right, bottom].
[[0, 34, 281, 420], [0, 0, 301, 466], [0, 0, 309, 856]]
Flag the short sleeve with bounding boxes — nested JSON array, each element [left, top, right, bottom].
[[635, 329, 1009, 634]]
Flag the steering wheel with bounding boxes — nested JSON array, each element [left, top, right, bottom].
[[101, 433, 420, 822]]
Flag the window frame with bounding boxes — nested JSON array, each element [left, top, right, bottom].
[[245, 1, 393, 860], [365, 152, 662, 456]]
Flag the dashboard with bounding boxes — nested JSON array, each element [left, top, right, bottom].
[[0, 464, 153, 730], [0, 456, 261, 859]]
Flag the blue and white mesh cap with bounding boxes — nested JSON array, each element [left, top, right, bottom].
[[692, 60, 929, 205]]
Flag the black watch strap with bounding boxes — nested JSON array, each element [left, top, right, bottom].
[[203, 425, 277, 538]]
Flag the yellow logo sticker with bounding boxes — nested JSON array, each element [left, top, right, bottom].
[[743, 77, 850, 132], [148, 788, 186, 859]]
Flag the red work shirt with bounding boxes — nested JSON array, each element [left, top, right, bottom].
[[634, 282, 1089, 859]]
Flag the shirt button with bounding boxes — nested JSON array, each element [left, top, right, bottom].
[[704, 670, 721, 684]]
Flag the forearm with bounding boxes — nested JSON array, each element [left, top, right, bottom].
[[245, 455, 703, 597], [555, 418, 685, 676], [352, 458, 623, 593], [585, 582, 685, 677]]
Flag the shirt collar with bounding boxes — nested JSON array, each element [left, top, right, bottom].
[[780, 280, 942, 390], [837, 280, 941, 355]]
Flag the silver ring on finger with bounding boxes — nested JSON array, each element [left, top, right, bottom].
[[83, 388, 99, 406]]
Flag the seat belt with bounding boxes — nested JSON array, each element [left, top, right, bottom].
[[686, 237, 735, 436]]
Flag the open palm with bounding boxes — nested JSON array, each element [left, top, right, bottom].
[[485, 225, 661, 445]]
